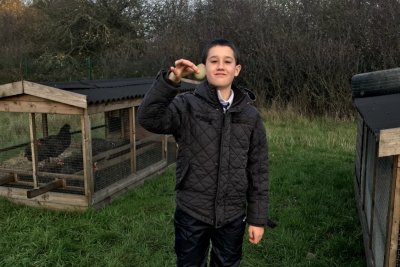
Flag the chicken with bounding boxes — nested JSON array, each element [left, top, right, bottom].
[[25, 124, 72, 162]]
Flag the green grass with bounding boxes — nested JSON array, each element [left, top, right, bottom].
[[0, 114, 365, 266]]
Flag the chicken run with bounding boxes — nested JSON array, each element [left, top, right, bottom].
[[0, 78, 195, 210]]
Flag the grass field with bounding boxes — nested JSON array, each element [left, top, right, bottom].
[[0, 112, 365, 267]]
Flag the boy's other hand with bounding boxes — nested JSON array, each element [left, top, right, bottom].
[[248, 225, 264, 244], [168, 59, 199, 83]]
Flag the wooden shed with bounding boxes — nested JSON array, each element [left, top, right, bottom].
[[0, 78, 195, 210], [352, 68, 400, 267]]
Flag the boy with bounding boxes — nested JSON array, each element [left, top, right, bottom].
[[138, 39, 269, 266]]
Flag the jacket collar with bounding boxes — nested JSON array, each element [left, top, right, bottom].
[[194, 80, 255, 111]]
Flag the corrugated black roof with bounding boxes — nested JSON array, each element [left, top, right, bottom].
[[39, 77, 195, 105], [352, 68, 400, 134], [354, 94, 400, 134]]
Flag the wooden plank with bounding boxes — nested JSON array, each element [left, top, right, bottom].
[[27, 179, 63, 198], [129, 107, 136, 174], [0, 168, 83, 180], [0, 96, 84, 114], [379, 128, 400, 157], [361, 123, 368, 208], [0, 186, 88, 211], [28, 113, 39, 188], [387, 156, 400, 267], [0, 81, 23, 98], [354, 175, 375, 267], [368, 137, 379, 250], [81, 112, 94, 203], [87, 98, 142, 114], [23, 81, 87, 109]]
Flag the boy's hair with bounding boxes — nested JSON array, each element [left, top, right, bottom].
[[201, 38, 241, 65]]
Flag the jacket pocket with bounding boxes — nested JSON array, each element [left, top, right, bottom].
[[175, 163, 190, 190]]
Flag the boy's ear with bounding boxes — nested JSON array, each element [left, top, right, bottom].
[[234, 64, 242, 77]]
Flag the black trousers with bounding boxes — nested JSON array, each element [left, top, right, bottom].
[[174, 208, 246, 267]]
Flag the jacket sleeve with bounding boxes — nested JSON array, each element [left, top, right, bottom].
[[137, 70, 186, 137], [246, 113, 269, 227]]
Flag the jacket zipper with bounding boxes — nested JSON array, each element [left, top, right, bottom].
[[214, 108, 227, 227]]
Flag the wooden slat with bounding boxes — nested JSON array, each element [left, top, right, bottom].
[[361, 123, 368, 208], [379, 128, 400, 157], [354, 174, 375, 267], [0, 95, 83, 114], [129, 107, 136, 174], [81, 112, 94, 202], [23, 81, 87, 109], [28, 113, 39, 188], [0, 81, 23, 98], [0, 168, 84, 180], [0, 186, 88, 211], [368, 139, 379, 249], [27, 179, 63, 199], [387, 156, 400, 266]]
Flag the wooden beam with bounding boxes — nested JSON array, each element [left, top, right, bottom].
[[0, 186, 88, 211], [28, 113, 39, 188], [129, 107, 136, 174], [0, 95, 83, 114], [361, 124, 368, 209], [379, 127, 400, 157], [81, 111, 94, 203], [27, 179, 63, 199], [387, 156, 400, 267], [368, 139, 378, 250], [23, 81, 87, 109], [0, 81, 23, 98]]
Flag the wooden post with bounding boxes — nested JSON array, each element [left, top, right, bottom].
[[81, 111, 94, 204], [368, 138, 379, 249], [386, 156, 400, 266], [28, 113, 39, 188], [129, 107, 136, 174], [361, 125, 368, 209]]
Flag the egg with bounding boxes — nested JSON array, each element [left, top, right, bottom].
[[194, 63, 206, 80]]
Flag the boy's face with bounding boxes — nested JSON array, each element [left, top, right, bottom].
[[205, 45, 241, 90]]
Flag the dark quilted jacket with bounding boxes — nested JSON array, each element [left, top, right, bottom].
[[138, 70, 269, 227]]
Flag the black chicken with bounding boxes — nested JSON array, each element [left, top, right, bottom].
[[25, 124, 72, 162]]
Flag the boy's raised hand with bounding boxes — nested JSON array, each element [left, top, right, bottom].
[[168, 59, 199, 83]]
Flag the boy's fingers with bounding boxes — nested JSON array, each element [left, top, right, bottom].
[[174, 59, 198, 72]]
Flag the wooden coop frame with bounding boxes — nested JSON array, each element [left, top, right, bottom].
[[352, 68, 400, 267], [0, 78, 195, 210]]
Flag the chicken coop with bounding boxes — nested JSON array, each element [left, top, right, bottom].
[[0, 77, 195, 210], [352, 68, 400, 267]]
